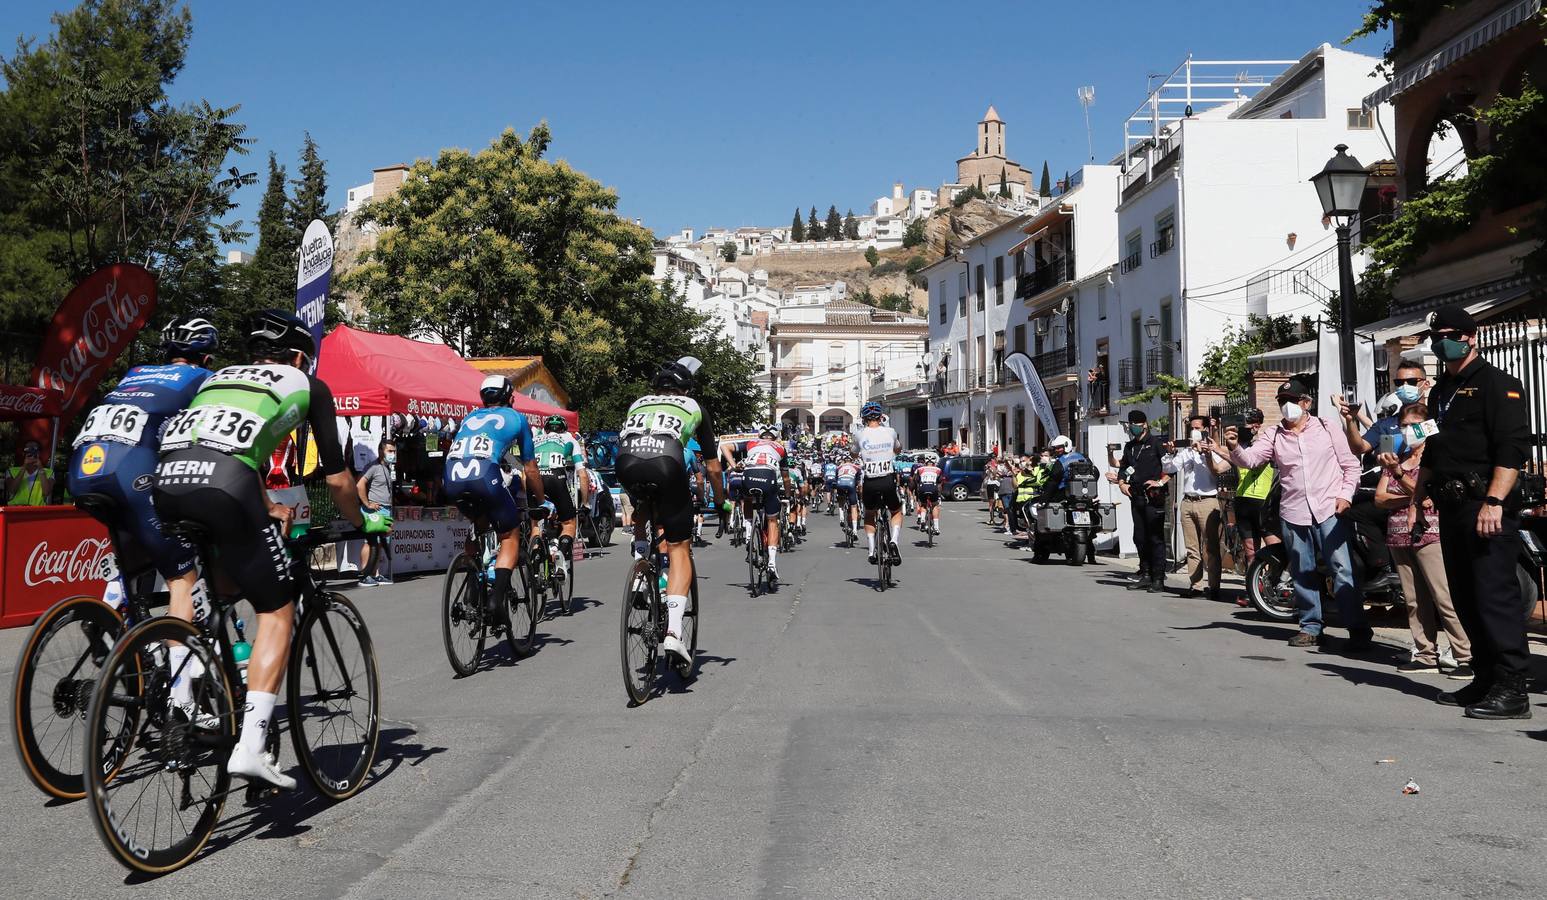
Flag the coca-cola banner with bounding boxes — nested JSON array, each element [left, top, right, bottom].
[[22, 264, 158, 453], [0, 506, 112, 627], [0, 385, 63, 422]]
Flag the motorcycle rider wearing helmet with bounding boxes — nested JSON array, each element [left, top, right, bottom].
[[616, 358, 730, 665], [70, 316, 218, 672], [154, 310, 388, 789], [445, 374, 548, 633], [532, 412, 587, 573], [855, 400, 904, 567]]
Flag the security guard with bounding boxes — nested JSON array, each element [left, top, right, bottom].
[[1119, 410, 1170, 593], [1413, 304, 1532, 719]]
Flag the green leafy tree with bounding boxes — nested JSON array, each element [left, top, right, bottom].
[[902, 217, 926, 248], [789, 207, 804, 242], [248, 153, 296, 304], [287, 131, 335, 234], [864, 246, 880, 268], [904, 255, 928, 276], [825, 205, 843, 241], [720, 240, 737, 262], [1039, 161, 1051, 197], [843, 208, 858, 240], [807, 206, 823, 241]]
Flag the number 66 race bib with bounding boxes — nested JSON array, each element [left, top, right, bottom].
[[74, 404, 150, 448]]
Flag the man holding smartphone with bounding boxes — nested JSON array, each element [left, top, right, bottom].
[[1163, 415, 1232, 601]]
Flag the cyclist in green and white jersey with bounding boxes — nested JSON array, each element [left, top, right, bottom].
[[532, 414, 587, 574], [155, 310, 390, 789]]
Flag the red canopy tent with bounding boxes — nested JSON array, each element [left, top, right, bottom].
[[317, 326, 576, 429]]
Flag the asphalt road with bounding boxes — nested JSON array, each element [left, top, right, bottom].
[[4, 503, 1547, 898]]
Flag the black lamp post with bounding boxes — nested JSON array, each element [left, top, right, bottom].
[[1309, 144, 1370, 400]]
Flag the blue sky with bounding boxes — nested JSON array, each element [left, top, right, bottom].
[[4, 1, 1386, 249]]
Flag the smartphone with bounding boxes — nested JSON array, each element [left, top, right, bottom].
[[1107, 443, 1122, 452], [1174, 438, 1192, 448], [1379, 433, 1399, 455]]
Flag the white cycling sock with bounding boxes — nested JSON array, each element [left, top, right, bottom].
[[665, 594, 687, 636], [239, 691, 278, 755], [767, 546, 778, 569], [867, 532, 876, 554], [890, 523, 901, 544], [744, 521, 754, 542], [167, 645, 199, 707]]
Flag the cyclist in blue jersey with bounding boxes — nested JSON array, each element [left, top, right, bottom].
[[444, 375, 548, 627], [69, 317, 218, 640], [822, 456, 839, 512]]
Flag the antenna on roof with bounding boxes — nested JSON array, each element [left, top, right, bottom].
[[1077, 86, 1096, 162]]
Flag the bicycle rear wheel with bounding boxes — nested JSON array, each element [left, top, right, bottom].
[[442, 555, 486, 677], [671, 570, 700, 683], [12, 595, 124, 799], [509, 541, 541, 657], [620, 559, 659, 705], [84, 616, 232, 875], [560, 543, 577, 615], [289, 592, 380, 800], [747, 528, 763, 598]]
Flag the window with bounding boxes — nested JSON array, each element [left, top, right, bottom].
[[1122, 231, 1143, 272], [939, 301, 947, 324], [1014, 252, 1025, 278], [994, 257, 1005, 305], [1130, 313, 1142, 359], [975, 265, 985, 311], [1152, 210, 1176, 257], [958, 271, 967, 316], [1097, 282, 1108, 320], [1347, 108, 1373, 129], [1013, 323, 1026, 354]]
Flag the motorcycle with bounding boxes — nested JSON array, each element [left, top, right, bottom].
[[1030, 463, 1115, 567]]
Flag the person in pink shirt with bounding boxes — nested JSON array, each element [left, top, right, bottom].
[[1225, 375, 1373, 651]]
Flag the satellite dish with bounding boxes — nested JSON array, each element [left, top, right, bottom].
[[1055, 297, 1072, 317]]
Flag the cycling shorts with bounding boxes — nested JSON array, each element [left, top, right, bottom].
[[916, 484, 940, 502], [740, 466, 782, 516], [824, 477, 836, 489], [616, 434, 694, 543], [446, 457, 526, 533], [836, 484, 859, 507], [539, 471, 578, 522], [861, 473, 902, 513], [1234, 495, 1281, 542], [727, 476, 744, 501], [984, 481, 1001, 498], [153, 447, 292, 614], [70, 441, 197, 580]]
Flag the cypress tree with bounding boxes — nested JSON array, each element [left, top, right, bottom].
[[999, 167, 1009, 197], [288, 132, 334, 233], [1039, 161, 1052, 197], [790, 208, 805, 242], [843, 209, 858, 240], [251, 153, 296, 302], [807, 206, 823, 241], [825, 205, 842, 241]]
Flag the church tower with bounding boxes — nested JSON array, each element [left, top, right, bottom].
[[978, 105, 1004, 158], [956, 104, 1032, 196]]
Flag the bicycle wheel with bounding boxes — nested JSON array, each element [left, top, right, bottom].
[[288, 592, 380, 800], [442, 555, 486, 677], [509, 553, 540, 658], [877, 548, 890, 592], [84, 616, 233, 874], [747, 528, 762, 598], [620, 559, 658, 705], [560, 543, 578, 616], [12, 595, 124, 799], [671, 568, 700, 683]]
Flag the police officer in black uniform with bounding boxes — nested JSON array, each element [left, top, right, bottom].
[[1413, 305, 1532, 719], [1120, 410, 1170, 593]]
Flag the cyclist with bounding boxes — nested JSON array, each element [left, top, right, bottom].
[[616, 358, 729, 665], [822, 454, 839, 513], [834, 451, 860, 535], [70, 317, 217, 719], [912, 452, 943, 535], [855, 401, 903, 567], [893, 450, 917, 516], [984, 456, 1005, 527], [741, 425, 791, 585], [532, 414, 586, 580], [788, 456, 807, 537], [154, 310, 389, 789], [445, 375, 548, 632], [725, 459, 746, 545]]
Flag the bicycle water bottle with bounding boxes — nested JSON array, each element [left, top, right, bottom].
[[233, 617, 251, 684], [657, 552, 670, 593], [101, 575, 127, 614], [482, 541, 497, 584]]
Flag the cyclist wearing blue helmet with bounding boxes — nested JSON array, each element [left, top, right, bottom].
[[854, 400, 903, 567]]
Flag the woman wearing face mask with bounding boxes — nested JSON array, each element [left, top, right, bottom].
[[356, 440, 398, 587], [1375, 403, 1472, 678]]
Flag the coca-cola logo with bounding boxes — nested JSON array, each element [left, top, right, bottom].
[[35, 278, 153, 410], [0, 391, 45, 415], [24, 537, 114, 587]]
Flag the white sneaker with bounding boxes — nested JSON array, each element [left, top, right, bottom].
[[171, 699, 219, 731], [662, 633, 692, 666], [227, 743, 296, 790], [632, 540, 648, 560]]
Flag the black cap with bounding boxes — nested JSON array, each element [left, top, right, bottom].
[[1244, 407, 1265, 424], [1127, 409, 1147, 424], [1276, 376, 1314, 402], [1427, 304, 1476, 334]]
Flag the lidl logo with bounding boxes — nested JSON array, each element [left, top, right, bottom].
[[79, 444, 106, 476]]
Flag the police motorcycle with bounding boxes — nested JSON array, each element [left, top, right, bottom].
[[1029, 460, 1116, 566]]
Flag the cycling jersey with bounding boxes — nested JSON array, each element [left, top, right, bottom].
[[855, 425, 900, 479], [823, 462, 838, 483], [73, 363, 212, 452], [744, 438, 786, 470], [914, 464, 943, 493], [835, 462, 859, 487], [1237, 463, 1275, 500], [448, 407, 536, 469], [160, 364, 344, 474], [534, 430, 585, 473], [616, 393, 718, 543]]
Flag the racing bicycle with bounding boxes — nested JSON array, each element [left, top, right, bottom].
[[442, 514, 540, 675], [619, 487, 699, 705]]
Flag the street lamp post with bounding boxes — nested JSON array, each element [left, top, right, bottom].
[[1309, 143, 1370, 400]]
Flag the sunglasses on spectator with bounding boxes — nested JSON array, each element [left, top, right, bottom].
[[1392, 377, 1423, 386]]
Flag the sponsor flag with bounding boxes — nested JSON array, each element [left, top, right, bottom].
[[295, 218, 334, 374], [1003, 351, 1060, 441]]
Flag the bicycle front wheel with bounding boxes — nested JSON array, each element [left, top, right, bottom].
[[12, 594, 123, 799], [442, 555, 485, 677], [620, 560, 658, 705], [84, 616, 232, 874], [288, 592, 380, 801]]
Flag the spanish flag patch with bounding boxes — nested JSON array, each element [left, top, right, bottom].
[[1507, 391, 1522, 399]]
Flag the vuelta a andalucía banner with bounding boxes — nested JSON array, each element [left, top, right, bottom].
[[1003, 351, 1060, 441], [22, 263, 158, 455], [296, 218, 334, 374]]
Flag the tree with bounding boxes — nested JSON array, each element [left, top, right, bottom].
[[902, 217, 926, 249], [843, 208, 858, 240], [790, 207, 805, 242], [976, 175, 984, 193], [807, 206, 823, 241], [0, 0, 253, 371], [1039, 161, 1051, 197], [720, 241, 737, 262], [998, 167, 1010, 197], [864, 246, 879, 268], [288, 131, 335, 234], [341, 123, 760, 428], [248, 153, 297, 305], [825, 205, 843, 241]]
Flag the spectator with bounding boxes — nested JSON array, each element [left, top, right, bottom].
[[5, 439, 54, 506], [1087, 363, 1109, 412], [1118, 410, 1169, 593], [1226, 376, 1371, 650], [1375, 402, 1472, 679], [1231, 407, 1282, 606], [1163, 415, 1232, 601], [356, 440, 397, 587]]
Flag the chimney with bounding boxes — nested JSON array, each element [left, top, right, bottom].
[[372, 164, 410, 200]]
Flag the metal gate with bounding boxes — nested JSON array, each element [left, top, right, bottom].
[[1477, 310, 1547, 471]]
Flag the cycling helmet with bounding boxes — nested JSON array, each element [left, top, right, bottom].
[[652, 355, 703, 394], [544, 414, 567, 433], [759, 425, 777, 440], [161, 316, 219, 359], [480, 374, 514, 407], [860, 400, 884, 421], [247, 309, 314, 363]]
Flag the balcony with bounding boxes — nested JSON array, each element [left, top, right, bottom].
[[1031, 347, 1073, 378], [1120, 250, 1143, 274], [1145, 346, 1177, 384], [769, 357, 813, 374], [1149, 228, 1174, 258], [1118, 357, 1143, 394], [929, 367, 971, 397], [1015, 254, 1076, 301]]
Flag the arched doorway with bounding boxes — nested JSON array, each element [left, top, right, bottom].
[[781, 407, 813, 436], [818, 407, 853, 434]]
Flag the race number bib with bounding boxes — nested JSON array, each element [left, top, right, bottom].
[[863, 459, 892, 478], [540, 451, 569, 471], [159, 405, 264, 453], [918, 470, 939, 485], [449, 434, 496, 460], [75, 404, 150, 448], [622, 410, 686, 437]]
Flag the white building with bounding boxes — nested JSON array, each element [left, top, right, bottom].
[[787, 281, 848, 306], [769, 300, 928, 435], [907, 189, 937, 222], [871, 215, 905, 249], [345, 181, 374, 214], [1093, 44, 1392, 427]]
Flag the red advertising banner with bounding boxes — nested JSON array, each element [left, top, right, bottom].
[[0, 385, 63, 422], [0, 506, 112, 628], [21, 263, 157, 454]]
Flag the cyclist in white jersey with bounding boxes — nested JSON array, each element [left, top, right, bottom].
[[854, 401, 903, 567]]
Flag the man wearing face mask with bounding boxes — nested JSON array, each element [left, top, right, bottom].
[[1118, 411, 1170, 592], [1226, 376, 1371, 650], [1412, 305, 1532, 719], [356, 439, 397, 587], [1163, 415, 1232, 601]]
